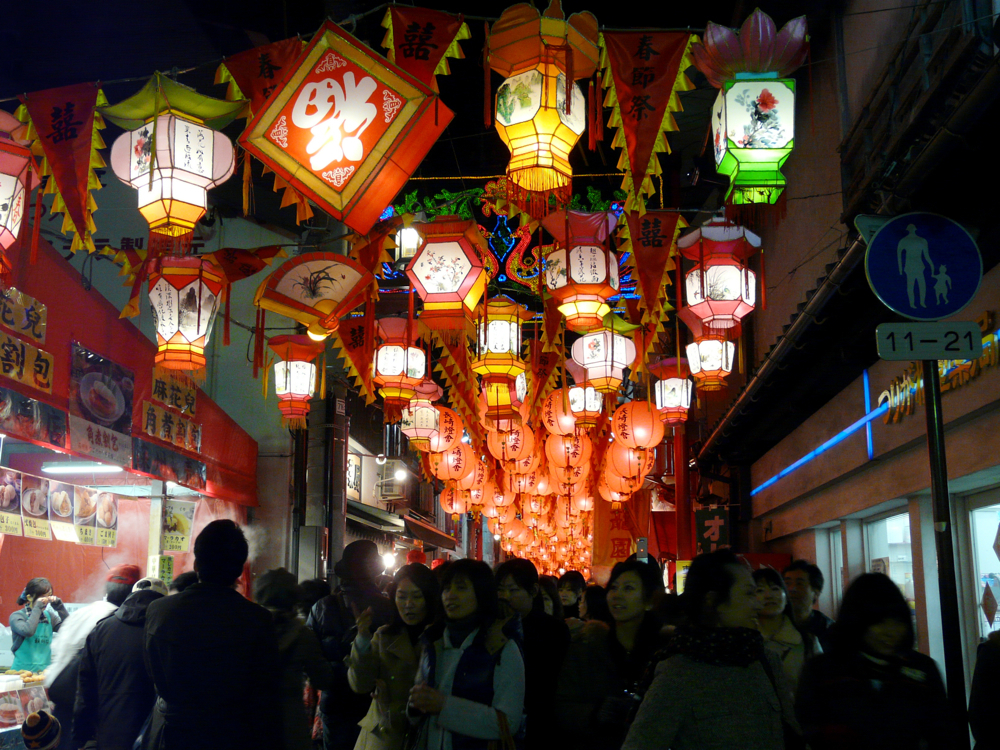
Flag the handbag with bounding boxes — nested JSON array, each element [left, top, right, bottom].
[[488, 710, 516, 750]]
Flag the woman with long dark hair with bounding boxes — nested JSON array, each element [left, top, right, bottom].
[[407, 559, 524, 750], [796, 573, 953, 749], [753, 567, 820, 691], [348, 563, 440, 750]]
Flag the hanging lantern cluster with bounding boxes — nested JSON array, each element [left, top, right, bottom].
[[267, 335, 325, 429], [692, 10, 808, 209], [472, 296, 532, 431], [541, 209, 621, 332], [571, 330, 637, 394]]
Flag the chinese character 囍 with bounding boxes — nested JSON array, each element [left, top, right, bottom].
[[639, 217, 664, 248], [400, 22, 439, 61], [49, 101, 84, 144], [348, 325, 365, 351]]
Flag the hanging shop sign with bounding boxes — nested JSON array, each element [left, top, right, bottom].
[[68, 343, 134, 466], [161, 498, 196, 553], [694, 507, 729, 554], [0, 330, 54, 394], [240, 21, 453, 235], [0, 287, 47, 345], [347, 452, 362, 501], [151, 365, 197, 416], [0, 469, 22, 536], [142, 401, 202, 453], [132, 437, 207, 492], [0, 385, 67, 448]]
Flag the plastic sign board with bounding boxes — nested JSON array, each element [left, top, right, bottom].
[[240, 21, 453, 234], [876, 321, 983, 361], [866, 213, 982, 321]]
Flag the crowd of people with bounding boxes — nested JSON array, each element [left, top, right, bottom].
[[8, 521, 995, 750]]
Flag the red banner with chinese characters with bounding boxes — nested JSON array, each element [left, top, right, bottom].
[[593, 495, 636, 577], [622, 209, 681, 322], [601, 33, 694, 210], [381, 7, 470, 91], [240, 21, 453, 234], [333, 316, 376, 404], [19, 83, 105, 252], [216, 38, 306, 116]]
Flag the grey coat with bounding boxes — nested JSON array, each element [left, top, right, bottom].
[[621, 650, 798, 750]]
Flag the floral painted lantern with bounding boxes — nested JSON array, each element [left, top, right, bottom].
[[570, 330, 637, 394], [401, 379, 443, 451], [488, 0, 599, 218], [612, 401, 665, 451], [372, 317, 425, 422], [104, 74, 241, 255], [650, 358, 693, 424], [0, 111, 35, 272], [677, 219, 759, 334], [693, 10, 808, 206], [687, 336, 735, 391], [406, 216, 489, 334], [541, 210, 620, 331], [147, 256, 225, 372], [268, 335, 325, 428], [254, 253, 373, 340]]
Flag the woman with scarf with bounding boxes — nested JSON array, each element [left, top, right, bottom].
[[348, 564, 440, 750], [796, 573, 953, 750], [555, 558, 668, 750], [10, 578, 69, 673], [621, 549, 800, 750], [753, 567, 820, 693], [407, 559, 524, 750]]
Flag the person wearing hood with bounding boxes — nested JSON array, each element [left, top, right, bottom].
[[308, 541, 395, 750], [74, 577, 168, 750], [254, 568, 337, 750], [46, 565, 141, 750]]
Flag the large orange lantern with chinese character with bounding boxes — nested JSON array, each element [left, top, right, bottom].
[[488, 0, 599, 218], [428, 442, 475, 482], [440, 486, 469, 516], [541, 210, 620, 331], [406, 216, 489, 334], [267, 334, 324, 428], [541, 389, 577, 436], [240, 21, 453, 234], [545, 431, 592, 468], [426, 406, 463, 453], [507, 449, 541, 475], [486, 423, 535, 463], [147, 257, 226, 372], [372, 317, 425, 422], [612, 401, 665, 450]]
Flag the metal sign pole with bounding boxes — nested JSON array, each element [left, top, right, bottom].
[[922, 359, 968, 747]]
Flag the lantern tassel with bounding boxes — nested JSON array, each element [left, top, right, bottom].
[[759, 249, 767, 310], [483, 22, 492, 129], [223, 286, 231, 346], [241, 147, 253, 217]]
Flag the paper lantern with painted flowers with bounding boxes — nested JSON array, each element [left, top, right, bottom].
[[147, 256, 225, 373], [571, 330, 636, 394], [694, 10, 808, 207], [687, 336, 735, 391], [0, 111, 36, 276], [239, 21, 453, 235], [268, 334, 325, 428], [541, 389, 577, 436], [406, 216, 489, 334], [612, 401, 665, 451], [400, 379, 444, 451], [254, 253, 373, 340], [545, 431, 592, 468], [103, 73, 242, 255], [541, 210, 620, 332], [486, 423, 535, 463], [488, 0, 599, 219], [650, 358, 693, 424], [372, 317, 425, 422], [428, 443, 474, 482]]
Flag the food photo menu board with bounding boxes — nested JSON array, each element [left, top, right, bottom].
[[68, 344, 133, 467], [0, 470, 21, 536], [19, 475, 50, 541]]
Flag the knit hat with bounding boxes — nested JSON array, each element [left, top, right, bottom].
[[254, 568, 302, 611], [132, 576, 169, 596], [334, 540, 382, 583], [22, 710, 61, 750], [406, 549, 427, 565], [107, 564, 142, 586]]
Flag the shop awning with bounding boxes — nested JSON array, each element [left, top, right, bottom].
[[404, 513, 456, 551], [346, 500, 406, 533]]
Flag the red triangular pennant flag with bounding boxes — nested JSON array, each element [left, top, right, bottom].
[[382, 8, 470, 92], [216, 38, 306, 117], [624, 209, 681, 320]]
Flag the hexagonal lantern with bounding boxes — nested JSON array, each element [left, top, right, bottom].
[[147, 256, 225, 372], [406, 216, 489, 333], [401, 379, 443, 451], [0, 111, 35, 275], [687, 336, 735, 391], [650, 358, 693, 424], [268, 335, 325, 429], [372, 317, 426, 422], [541, 210, 620, 332], [480, 371, 528, 432], [472, 296, 532, 430], [570, 330, 637, 394]]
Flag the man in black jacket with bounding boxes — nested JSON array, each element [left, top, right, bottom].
[[74, 577, 167, 750], [144, 520, 281, 750], [307, 540, 393, 750]]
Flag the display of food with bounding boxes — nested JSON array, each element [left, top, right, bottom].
[[75, 488, 96, 520], [0, 482, 16, 510], [164, 508, 191, 536], [0, 700, 22, 726], [86, 380, 118, 419], [97, 493, 116, 528], [20, 488, 46, 517], [51, 489, 72, 518]]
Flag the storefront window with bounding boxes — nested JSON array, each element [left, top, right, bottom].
[[829, 527, 843, 613], [969, 503, 1000, 640], [865, 512, 917, 630]]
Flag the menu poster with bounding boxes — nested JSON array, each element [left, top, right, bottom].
[[142, 401, 202, 454], [0, 386, 68, 449], [161, 498, 196, 553], [71, 485, 97, 545], [0, 469, 21, 536], [95, 492, 118, 547], [0, 689, 25, 731], [19, 475, 50, 540], [69, 344, 134, 466], [132, 438, 207, 491], [151, 366, 197, 416]]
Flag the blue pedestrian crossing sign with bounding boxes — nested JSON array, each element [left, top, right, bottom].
[[865, 213, 982, 321]]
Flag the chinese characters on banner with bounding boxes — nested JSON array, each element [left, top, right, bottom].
[[381, 7, 470, 91], [151, 366, 197, 414], [593, 493, 635, 572], [161, 498, 196, 552], [132, 437, 207, 492], [0, 330, 54, 393], [0, 287, 47, 344], [622, 210, 682, 325], [143, 401, 202, 453], [68, 344, 134, 466], [0, 469, 22, 536], [694, 507, 730, 554]]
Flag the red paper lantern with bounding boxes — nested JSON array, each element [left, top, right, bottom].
[[428, 443, 474, 481], [439, 486, 470, 515], [541, 389, 577, 436], [551, 462, 590, 485], [545, 431, 592, 468], [606, 441, 648, 478], [268, 335, 325, 428], [426, 406, 463, 453], [455, 457, 488, 492], [612, 401, 665, 450], [486, 423, 535, 462], [507, 449, 541, 475], [148, 256, 225, 372], [598, 471, 632, 504]]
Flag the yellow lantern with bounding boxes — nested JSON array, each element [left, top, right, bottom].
[[472, 296, 532, 429]]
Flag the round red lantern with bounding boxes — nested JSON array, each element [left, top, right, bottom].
[[541, 389, 577, 436], [439, 487, 470, 515], [507, 450, 541, 475], [545, 431, 592, 468], [455, 458, 489, 492], [612, 401, 665, 450], [486, 423, 535, 462], [426, 407, 463, 453], [428, 443, 474, 481]]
